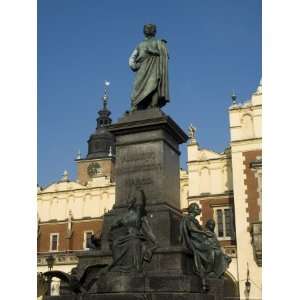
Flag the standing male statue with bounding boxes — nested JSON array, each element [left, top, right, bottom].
[[129, 24, 169, 111]]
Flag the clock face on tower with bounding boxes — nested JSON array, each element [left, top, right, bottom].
[[87, 162, 101, 177]]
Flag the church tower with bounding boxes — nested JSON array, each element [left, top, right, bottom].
[[76, 81, 115, 185]]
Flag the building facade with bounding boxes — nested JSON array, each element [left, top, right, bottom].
[[37, 89, 116, 279], [181, 82, 262, 299]]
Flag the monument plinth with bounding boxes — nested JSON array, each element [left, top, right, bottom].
[[98, 108, 186, 254], [75, 109, 223, 300], [111, 108, 186, 208]]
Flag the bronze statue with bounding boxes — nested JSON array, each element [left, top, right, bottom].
[[204, 219, 232, 278], [180, 203, 231, 291], [108, 189, 157, 272], [129, 24, 169, 111]]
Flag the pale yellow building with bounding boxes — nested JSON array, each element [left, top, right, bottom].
[[37, 89, 116, 295], [37, 169, 115, 273], [229, 81, 262, 300]]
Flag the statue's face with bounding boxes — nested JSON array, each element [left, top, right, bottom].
[[194, 206, 201, 216], [206, 220, 215, 231], [144, 24, 156, 37], [188, 203, 201, 216]]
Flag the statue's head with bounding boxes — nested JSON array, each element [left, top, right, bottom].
[[187, 202, 201, 216], [205, 219, 216, 232], [128, 188, 147, 216], [143, 24, 157, 37]]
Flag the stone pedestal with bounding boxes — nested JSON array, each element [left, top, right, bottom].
[[111, 108, 186, 208], [99, 108, 187, 252]]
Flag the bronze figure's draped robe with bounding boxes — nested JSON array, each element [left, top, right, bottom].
[[108, 190, 157, 272], [204, 221, 232, 278], [180, 214, 212, 277], [129, 37, 169, 110], [180, 210, 231, 280]]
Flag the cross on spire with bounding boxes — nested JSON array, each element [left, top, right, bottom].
[[102, 80, 110, 110]]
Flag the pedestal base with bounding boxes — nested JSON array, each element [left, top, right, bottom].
[[85, 293, 219, 300], [45, 274, 223, 300], [46, 294, 219, 300]]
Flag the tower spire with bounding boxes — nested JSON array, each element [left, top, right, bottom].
[[86, 80, 115, 159], [102, 80, 110, 110], [96, 80, 112, 129]]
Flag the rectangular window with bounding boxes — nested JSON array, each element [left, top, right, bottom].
[[83, 231, 93, 249], [50, 233, 59, 251], [216, 209, 224, 237], [213, 207, 234, 240], [224, 209, 232, 237]]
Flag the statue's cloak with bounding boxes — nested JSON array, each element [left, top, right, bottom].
[[131, 38, 169, 107], [179, 215, 212, 264], [180, 215, 231, 278]]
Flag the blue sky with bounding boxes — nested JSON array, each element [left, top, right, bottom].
[[38, 0, 261, 186]]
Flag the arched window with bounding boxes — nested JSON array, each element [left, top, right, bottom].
[[199, 167, 210, 194], [241, 114, 254, 139]]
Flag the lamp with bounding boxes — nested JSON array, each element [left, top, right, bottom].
[[46, 254, 55, 271], [245, 263, 251, 295]]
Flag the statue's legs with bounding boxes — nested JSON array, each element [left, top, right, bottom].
[[131, 90, 159, 111], [194, 254, 209, 292], [149, 90, 159, 108]]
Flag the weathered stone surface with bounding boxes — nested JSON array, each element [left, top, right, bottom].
[[95, 109, 188, 254], [45, 297, 75, 300], [93, 272, 223, 294], [85, 294, 215, 300], [109, 108, 187, 209]]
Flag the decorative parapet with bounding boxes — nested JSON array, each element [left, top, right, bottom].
[[37, 252, 79, 266]]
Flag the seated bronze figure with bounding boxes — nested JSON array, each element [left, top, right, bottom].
[[108, 189, 157, 272], [180, 203, 231, 291]]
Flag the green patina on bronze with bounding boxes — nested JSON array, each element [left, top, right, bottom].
[[129, 24, 169, 110]]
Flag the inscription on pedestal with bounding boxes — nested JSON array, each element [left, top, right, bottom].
[[115, 144, 164, 207], [125, 177, 153, 186], [116, 151, 161, 175]]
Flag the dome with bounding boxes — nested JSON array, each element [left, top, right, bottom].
[[87, 126, 115, 159], [86, 99, 115, 159]]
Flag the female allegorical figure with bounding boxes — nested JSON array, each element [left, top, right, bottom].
[[108, 189, 157, 272]]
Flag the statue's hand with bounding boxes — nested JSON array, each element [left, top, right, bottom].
[[204, 231, 214, 237], [130, 62, 141, 72]]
